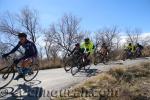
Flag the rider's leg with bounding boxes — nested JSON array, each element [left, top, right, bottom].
[[21, 58, 32, 68], [88, 54, 94, 64], [21, 58, 33, 74], [14, 58, 33, 80]]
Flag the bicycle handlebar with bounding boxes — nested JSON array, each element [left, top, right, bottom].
[[0, 52, 14, 61]]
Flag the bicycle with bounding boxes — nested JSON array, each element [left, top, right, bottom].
[[71, 53, 91, 76], [94, 51, 109, 65], [135, 47, 143, 58], [0, 56, 39, 89], [63, 52, 79, 72], [122, 49, 134, 61]]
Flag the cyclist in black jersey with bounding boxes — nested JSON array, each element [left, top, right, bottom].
[[2, 32, 38, 80]]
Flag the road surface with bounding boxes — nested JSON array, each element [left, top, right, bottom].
[[0, 57, 150, 100]]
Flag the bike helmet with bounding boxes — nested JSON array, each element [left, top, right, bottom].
[[84, 38, 90, 43], [18, 32, 27, 38], [129, 43, 132, 46], [75, 43, 80, 47]]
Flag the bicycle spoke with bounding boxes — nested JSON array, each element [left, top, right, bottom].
[[24, 64, 39, 82]]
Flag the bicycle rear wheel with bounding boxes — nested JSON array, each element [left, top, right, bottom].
[[94, 55, 101, 65], [63, 57, 72, 72], [0, 67, 15, 89], [71, 58, 81, 76], [24, 64, 39, 82]]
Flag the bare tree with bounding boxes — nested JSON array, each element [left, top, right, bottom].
[[0, 41, 10, 54], [44, 25, 56, 60], [45, 40, 51, 61], [0, 12, 18, 36], [49, 45, 60, 63], [44, 26, 60, 62], [114, 35, 121, 49], [36, 43, 44, 60], [45, 14, 84, 56], [17, 7, 39, 43], [0, 7, 40, 57], [137, 35, 150, 46], [95, 26, 120, 50], [126, 28, 142, 44], [0, 7, 39, 42]]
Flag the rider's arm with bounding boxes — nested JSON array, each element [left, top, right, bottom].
[[8, 42, 21, 55]]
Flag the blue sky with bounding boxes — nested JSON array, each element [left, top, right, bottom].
[[0, 0, 150, 33]]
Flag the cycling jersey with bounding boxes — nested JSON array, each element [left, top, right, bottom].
[[81, 41, 95, 54], [8, 40, 38, 61], [126, 45, 132, 51], [126, 44, 136, 53], [132, 45, 136, 53]]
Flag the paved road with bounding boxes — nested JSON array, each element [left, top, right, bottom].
[[0, 57, 150, 100]]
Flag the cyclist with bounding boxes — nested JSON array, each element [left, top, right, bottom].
[[100, 43, 109, 56], [69, 43, 84, 56], [81, 38, 95, 63], [2, 32, 38, 80], [125, 43, 133, 56], [135, 43, 144, 57]]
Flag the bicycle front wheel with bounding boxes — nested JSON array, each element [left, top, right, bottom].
[[71, 65, 80, 76], [71, 57, 82, 76], [24, 64, 39, 82], [63, 57, 72, 72], [0, 67, 15, 89]]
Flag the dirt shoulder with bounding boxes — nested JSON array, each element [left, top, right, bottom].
[[54, 61, 150, 100]]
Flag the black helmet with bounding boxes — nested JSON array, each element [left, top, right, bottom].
[[75, 43, 80, 47], [129, 43, 132, 46], [18, 32, 27, 38], [84, 38, 90, 43], [136, 43, 139, 46]]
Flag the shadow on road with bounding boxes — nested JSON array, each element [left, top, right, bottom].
[[74, 68, 101, 77], [85, 68, 101, 77], [0, 80, 44, 100]]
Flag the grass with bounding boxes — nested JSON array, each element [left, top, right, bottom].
[[0, 58, 63, 72], [39, 59, 63, 70], [54, 62, 150, 100], [143, 46, 150, 57]]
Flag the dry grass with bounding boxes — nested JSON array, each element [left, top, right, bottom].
[[0, 58, 63, 71], [143, 46, 150, 57], [54, 62, 150, 100], [39, 58, 63, 70]]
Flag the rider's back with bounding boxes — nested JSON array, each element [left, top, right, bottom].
[[19, 40, 38, 57], [81, 41, 94, 54]]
